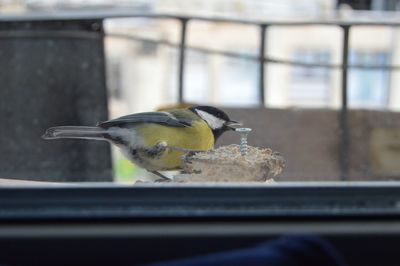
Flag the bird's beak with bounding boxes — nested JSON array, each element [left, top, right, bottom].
[[224, 120, 243, 130]]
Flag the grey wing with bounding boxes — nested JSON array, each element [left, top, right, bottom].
[[98, 112, 192, 128]]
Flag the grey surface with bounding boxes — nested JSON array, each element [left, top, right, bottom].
[[0, 20, 112, 182], [219, 108, 340, 181], [219, 107, 400, 181]]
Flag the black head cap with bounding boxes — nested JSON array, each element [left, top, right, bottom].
[[189, 105, 239, 142]]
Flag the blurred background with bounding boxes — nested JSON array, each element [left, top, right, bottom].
[[1, 0, 400, 183]]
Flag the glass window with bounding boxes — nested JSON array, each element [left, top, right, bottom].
[[218, 54, 259, 107], [349, 51, 390, 109], [289, 50, 331, 107], [0, 1, 399, 188], [184, 50, 212, 104]]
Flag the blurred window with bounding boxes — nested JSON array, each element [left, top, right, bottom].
[[184, 50, 211, 103], [219, 54, 259, 106], [349, 51, 390, 109], [289, 50, 331, 107]]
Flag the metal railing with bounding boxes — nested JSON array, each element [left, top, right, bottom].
[[3, 11, 400, 180]]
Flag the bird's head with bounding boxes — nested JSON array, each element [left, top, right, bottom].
[[189, 105, 241, 141]]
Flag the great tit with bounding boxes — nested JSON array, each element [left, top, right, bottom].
[[43, 105, 240, 180]]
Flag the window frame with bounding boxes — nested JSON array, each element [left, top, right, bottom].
[[1, 183, 400, 222]]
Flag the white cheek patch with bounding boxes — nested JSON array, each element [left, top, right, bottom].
[[196, 109, 225, 130]]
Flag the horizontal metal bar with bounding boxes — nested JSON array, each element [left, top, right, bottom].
[[107, 32, 258, 60], [0, 30, 100, 39], [2, 221, 400, 237], [108, 33, 400, 70], [3, 10, 400, 27]]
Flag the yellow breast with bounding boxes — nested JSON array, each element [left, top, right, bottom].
[[135, 120, 214, 170]]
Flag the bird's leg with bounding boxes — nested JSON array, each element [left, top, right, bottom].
[[143, 143, 206, 182], [149, 170, 171, 182]]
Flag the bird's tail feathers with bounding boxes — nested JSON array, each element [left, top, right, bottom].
[[42, 126, 109, 141]]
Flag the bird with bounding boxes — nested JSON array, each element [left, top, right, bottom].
[[42, 105, 241, 181]]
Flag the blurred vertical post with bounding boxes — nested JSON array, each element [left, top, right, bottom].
[[178, 18, 189, 103], [339, 25, 350, 181], [259, 24, 267, 107], [0, 19, 112, 182]]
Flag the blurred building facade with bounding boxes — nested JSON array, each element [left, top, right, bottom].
[[100, 0, 400, 116], [2, 0, 400, 113]]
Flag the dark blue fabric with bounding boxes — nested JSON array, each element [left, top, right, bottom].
[[147, 235, 346, 266]]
